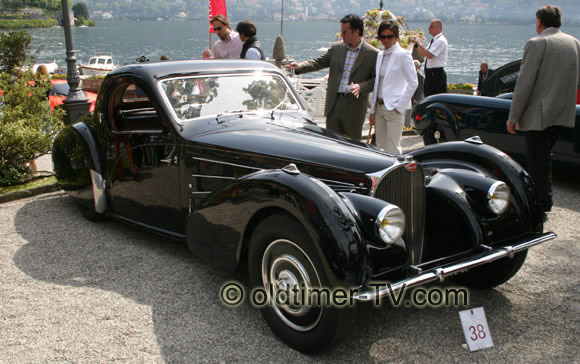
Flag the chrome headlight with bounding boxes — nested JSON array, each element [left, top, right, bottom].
[[488, 181, 510, 214], [376, 205, 406, 244]]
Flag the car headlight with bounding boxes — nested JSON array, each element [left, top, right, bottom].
[[376, 205, 406, 244], [488, 181, 510, 214]]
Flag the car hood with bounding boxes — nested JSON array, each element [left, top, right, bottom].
[[180, 116, 397, 174]]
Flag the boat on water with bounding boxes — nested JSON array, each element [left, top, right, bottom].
[[79, 53, 118, 76]]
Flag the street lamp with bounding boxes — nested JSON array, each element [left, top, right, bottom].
[[60, 0, 91, 125]]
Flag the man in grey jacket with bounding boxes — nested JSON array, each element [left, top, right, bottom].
[[289, 14, 378, 140], [507, 5, 580, 214]]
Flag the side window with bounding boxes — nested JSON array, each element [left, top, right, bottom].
[[109, 82, 165, 132]]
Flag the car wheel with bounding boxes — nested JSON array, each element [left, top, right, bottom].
[[248, 214, 350, 354], [423, 123, 447, 145], [452, 250, 527, 289]]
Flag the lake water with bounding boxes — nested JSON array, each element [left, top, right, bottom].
[[28, 20, 580, 84]]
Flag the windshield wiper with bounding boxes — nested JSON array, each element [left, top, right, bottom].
[[216, 110, 254, 123]]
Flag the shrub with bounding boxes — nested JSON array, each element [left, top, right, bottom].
[[0, 71, 65, 185]]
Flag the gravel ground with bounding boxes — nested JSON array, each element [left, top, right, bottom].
[[1, 136, 579, 363]]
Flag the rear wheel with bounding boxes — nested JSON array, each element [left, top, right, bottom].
[[248, 214, 350, 354], [422, 123, 447, 145], [453, 250, 528, 289]]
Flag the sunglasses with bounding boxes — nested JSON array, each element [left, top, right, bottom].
[[378, 34, 396, 40], [213, 26, 223, 31]]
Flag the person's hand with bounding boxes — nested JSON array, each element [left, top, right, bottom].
[[369, 114, 375, 125], [393, 108, 401, 115], [350, 83, 361, 98], [507, 120, 517, 134], [202, 49, 212, 59], [287, 62, 299, 71]]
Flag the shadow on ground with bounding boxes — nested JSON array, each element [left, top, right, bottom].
[[10, 190, 578, 362]]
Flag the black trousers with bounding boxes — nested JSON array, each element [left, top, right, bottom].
[[525, 126, 563, 212], [424, 68, 447, 97]]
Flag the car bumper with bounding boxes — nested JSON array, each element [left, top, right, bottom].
[[353, 232, 556, 302]]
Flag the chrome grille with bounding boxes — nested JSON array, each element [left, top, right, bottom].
[[373, 164, 426, 265]]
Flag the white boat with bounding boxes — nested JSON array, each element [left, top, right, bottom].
[[79, 53, 118, 76], [32, 60, 59, 74]]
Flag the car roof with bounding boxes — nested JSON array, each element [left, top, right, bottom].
[[108, 60, 283, 81]]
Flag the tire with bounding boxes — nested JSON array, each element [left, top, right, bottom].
[[248, 214, 350, 354], [452, 250, 528, 289], [422, 123, 447, 145]]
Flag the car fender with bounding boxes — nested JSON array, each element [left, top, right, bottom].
[[411, 140, 543, 232], [185, 169, 368, 288], [415, 102, 458, 137], [52, 120, 106, 212]]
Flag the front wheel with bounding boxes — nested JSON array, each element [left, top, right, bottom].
[[248, 214, 350, 354], [453, 250, 528, 289]]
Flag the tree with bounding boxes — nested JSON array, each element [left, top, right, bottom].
[[0, 31, 35, 74], [72, 2, 89, 20]]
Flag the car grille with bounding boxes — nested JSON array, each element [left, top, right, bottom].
[[373, 164, 426, 265]]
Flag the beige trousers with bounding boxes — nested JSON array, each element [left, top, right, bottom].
[[375, 106, 404, 154]]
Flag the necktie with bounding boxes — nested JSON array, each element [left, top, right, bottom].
[[425, 39, 434, 71]]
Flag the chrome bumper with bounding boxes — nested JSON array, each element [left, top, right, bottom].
[[353, 232, 556, 302]]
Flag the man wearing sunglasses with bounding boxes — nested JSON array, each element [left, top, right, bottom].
[[202, 14, 243, 59], [288, 14, 378, 140], [413, 18, 448, 97], [369, 21, 418, 154]]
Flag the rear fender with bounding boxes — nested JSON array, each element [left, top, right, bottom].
[[415, 102, 458, 137], [186, 169, 368, 287], [52, 121, 106, 212]]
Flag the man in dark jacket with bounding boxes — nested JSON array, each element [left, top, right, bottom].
[[477, 62, 494, 96], [236, 20, 264, 60]]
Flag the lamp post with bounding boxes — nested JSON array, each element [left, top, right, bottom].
[[60, 0, 91, 125]]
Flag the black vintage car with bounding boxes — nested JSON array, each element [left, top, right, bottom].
[[411, 62, 580, 168], [53, 60, 555, 354]]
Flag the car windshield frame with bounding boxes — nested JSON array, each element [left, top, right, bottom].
[[157, 71, 304, 125]]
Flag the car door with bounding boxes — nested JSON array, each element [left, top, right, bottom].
[[105, 80, 183, 234]]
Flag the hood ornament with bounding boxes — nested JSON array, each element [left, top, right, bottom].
[[282, 163, 300, 175]]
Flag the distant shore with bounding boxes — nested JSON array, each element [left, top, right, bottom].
[[0, 19, 95, 29]]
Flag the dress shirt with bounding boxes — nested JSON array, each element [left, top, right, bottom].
[[213, 31, 244, 59], [376, 46, 394, 99], [338, 40, 363, 93], [244, 48, 262, 60], [425, 33, 448, 68]]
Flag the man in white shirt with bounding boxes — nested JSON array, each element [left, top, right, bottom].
[[413, 19, 448, 96], [202, 14, 243, 59]]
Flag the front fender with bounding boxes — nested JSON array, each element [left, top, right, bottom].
[[186, 170, 368, 288], [413, 102, 458, 137], [412, 141, 543, 235]]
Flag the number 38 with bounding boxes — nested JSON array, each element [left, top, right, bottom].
[[469, 324, 487, 341]]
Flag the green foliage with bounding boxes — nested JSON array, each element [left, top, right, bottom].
[[0, 71, 65, 185], [72, 2, 89, 20], [448, 82, 475, 90], [0, 19, 59, 28], [0, 31, 35, 73], [74, 18, 95, 26]]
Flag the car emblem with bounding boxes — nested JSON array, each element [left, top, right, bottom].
[[405, 163, 417, 172]]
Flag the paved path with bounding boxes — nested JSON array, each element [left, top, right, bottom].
[[1, 136, 579, 362]]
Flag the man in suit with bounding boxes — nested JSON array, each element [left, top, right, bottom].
[[477, 62, 493, 96], [369, 21, 418, 154], [507, 5, 580, 214], [288, 14, 378, 140]]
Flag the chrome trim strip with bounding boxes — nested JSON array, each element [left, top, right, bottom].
[[353, 232, 557, 302], [191, 174, 235, 180], [190, 191, 211, 195], [317, 178, 356, 187], [192, 156, 263, 171], [90, 169, 107, 213]]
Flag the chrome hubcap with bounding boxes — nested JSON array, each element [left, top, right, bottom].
[[262, 239, 322, 332], [434, 130, 441, 141]]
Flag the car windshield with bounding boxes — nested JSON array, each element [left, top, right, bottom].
[[159, 73, 301, 122]]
